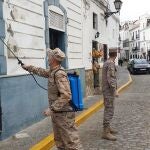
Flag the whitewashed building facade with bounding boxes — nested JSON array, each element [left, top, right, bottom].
[[0, 0, 120, 139], [120, 13, 150, 61], [129, 20, 140, 59], [140, 14, 150, 60], [119, 21, 130, 60]]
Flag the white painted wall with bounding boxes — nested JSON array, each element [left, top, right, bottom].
[[120, 14, 150, 59], [140, 27, 150, 55], [60, 0, 84, 69], [60, 0, 120, 69], [139, 14, 150, 57], [146, 30, 150, 51], [130, 28, 140, 46], [82, 0, 120, 69], [82, 0, 104, 70], [3, 0, 46, 75], [107, 17, 119, 48], [139, 13, 150, 30], [3, 0, 120, 74], [129, 21, 140, 58], [119, 29, 125, 58]]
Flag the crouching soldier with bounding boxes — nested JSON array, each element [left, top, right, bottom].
[[22, 48, 83, 150], [101, 48, 119, 141]]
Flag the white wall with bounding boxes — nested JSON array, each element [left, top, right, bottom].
[[139, 13, 150, 30], [60, 0, 84, 69], [129, 25, 140, 53], [82, 0, 105, 70], [3, 0, 46, 75], [82, 0, 120, 69], [140, 27, 150, 54], [61, 0, 120, 70], [107, 17, 119, 48], [4, 0, 120, 74]]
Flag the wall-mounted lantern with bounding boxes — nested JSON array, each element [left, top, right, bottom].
[[104, 0, 123, 19]]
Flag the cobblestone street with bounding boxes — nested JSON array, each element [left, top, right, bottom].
[[78, 74, 150, 150], [1, 0, 150, 150], [1, 68, 150, 150], [0, 67, 129, 150]]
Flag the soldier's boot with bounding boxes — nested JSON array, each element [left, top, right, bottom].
[[102, 127, 117, 141], [109, 127, 118, 134]]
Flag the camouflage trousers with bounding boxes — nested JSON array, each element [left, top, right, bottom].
[[103, 96, 115, 128], [51, 111, 83, 150]]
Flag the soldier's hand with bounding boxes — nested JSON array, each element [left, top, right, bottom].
[[21, 64, 28, 71], [43, 108, 51, 117], [115, 91, 119, 98]]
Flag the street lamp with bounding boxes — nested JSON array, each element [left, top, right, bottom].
[[104, 0, 123, 19]]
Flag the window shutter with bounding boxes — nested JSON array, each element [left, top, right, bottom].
[[49, 10, 65, 32]]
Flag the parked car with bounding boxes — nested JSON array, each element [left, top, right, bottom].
[[127, 59, 150, 74]]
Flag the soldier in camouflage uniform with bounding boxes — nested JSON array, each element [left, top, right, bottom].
[[22, 48, 83, 150], [101, 48, 119, 141]]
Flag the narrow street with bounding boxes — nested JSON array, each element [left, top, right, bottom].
[[1, 0, 150, 150], [0, 67, 130, 150], [76, 74, 150, 150]]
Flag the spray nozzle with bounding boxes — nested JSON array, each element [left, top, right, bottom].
[[18, 60, 24, 66]]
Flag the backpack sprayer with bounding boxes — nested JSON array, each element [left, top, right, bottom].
[[0, 37, 84, 112]]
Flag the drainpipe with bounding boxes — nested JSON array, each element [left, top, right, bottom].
[[0, 0, 6, 75], [0, 96, 2, 134], [0, 0, 6, 138]]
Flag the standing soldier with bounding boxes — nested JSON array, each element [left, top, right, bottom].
[[101, 48, 119, 141], [22, 48, 83, 150]]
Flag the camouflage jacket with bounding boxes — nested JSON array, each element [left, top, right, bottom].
[[24, 65, 72, 111], [102, 59, 117, 97]]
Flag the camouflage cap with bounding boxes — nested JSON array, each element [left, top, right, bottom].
[[47, 48, 66, 62], [109, 48, 118, 53], [109, 48, 117, 57]]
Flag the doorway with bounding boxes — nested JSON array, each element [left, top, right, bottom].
[[49, 28, 66, 67], [92, 41, 100, 93]]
